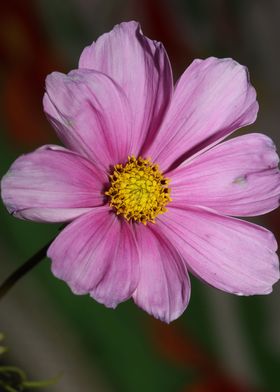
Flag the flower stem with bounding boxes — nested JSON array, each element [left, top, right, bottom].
[[0, 240, 53, 301]]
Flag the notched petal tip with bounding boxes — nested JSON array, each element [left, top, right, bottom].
[[1, 146, 105, 223], [158, 206, 279, 298], [145, 56, 259, 171], [48, 208, 140, 308], [78, 20, 173, 158], [169, 132, 280, 217], [132, 224, 191, 323]]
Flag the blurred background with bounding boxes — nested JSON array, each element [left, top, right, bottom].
[[1, 0, 280, 391]]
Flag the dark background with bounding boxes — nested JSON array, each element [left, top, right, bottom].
[[1, 1, 280, 391]]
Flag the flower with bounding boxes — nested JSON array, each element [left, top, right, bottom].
[[1, 21, 280, 323]]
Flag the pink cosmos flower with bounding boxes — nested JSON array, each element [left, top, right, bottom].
[[1, 21, 280, 323]]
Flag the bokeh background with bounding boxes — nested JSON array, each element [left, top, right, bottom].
[[1, 1, 280, 391]]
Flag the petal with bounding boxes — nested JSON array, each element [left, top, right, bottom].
[[132, 223, 190, 323], [158, 206, 279, 295], [1, 145, 106, 222], [43, 69, 133, 169], [48, 207, 139, 308], [145, 57, 258, 171], [168, 133, 280, 216], [79, 21, 173, 154]]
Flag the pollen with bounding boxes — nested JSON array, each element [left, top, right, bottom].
[[105, 156, 171, 224]]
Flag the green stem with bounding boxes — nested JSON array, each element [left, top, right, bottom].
[[0, 366, 27, 380], [0, 381, 17, 392], [0, 240, 53, 301], [22, 372, 62, 389]]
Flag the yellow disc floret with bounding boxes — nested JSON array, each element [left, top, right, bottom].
[[105, 156, 171, 224]]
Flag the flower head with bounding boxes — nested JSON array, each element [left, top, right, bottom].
[[106, 156, 171, 224], [1, 21, 280, 322]]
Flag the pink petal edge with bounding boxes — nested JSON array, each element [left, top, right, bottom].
[[132, 223, 191, 323], [79, 21, 173, 155], [1, 145, 106, 223], [43, 69, 135, 169], [48, 207, 139, 308], [158, 206, 279, 295], [145, 57, 258, 171], [168, 133, 280, 216]]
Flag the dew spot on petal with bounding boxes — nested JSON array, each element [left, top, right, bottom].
[[233, 175, 247, 185]]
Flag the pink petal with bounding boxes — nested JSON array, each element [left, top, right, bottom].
[[168, 133, 280, 216], [145, 57, 258, 171], [132, 223, 190, 323], [78, 21, 173, 154], [1, 145, 106, 222], [43, 69, 133, 169], [158, 206, 279, 295], [48, 207, 139, 308]]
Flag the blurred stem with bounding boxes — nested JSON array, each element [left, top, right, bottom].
[[0, 383, 17, 392], [22, 372, 62, 389], [0, 366, 27, 380], [0, 240, 53, 301]]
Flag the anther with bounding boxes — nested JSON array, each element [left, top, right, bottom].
[[105, 156, 171, 224]]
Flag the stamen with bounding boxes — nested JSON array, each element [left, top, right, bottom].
[[105, 156, 171, 224]]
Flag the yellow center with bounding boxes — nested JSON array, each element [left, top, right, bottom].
[[105, 156, 171, 224]]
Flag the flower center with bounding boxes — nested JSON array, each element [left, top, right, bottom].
[[105, 156, 171, 224]]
